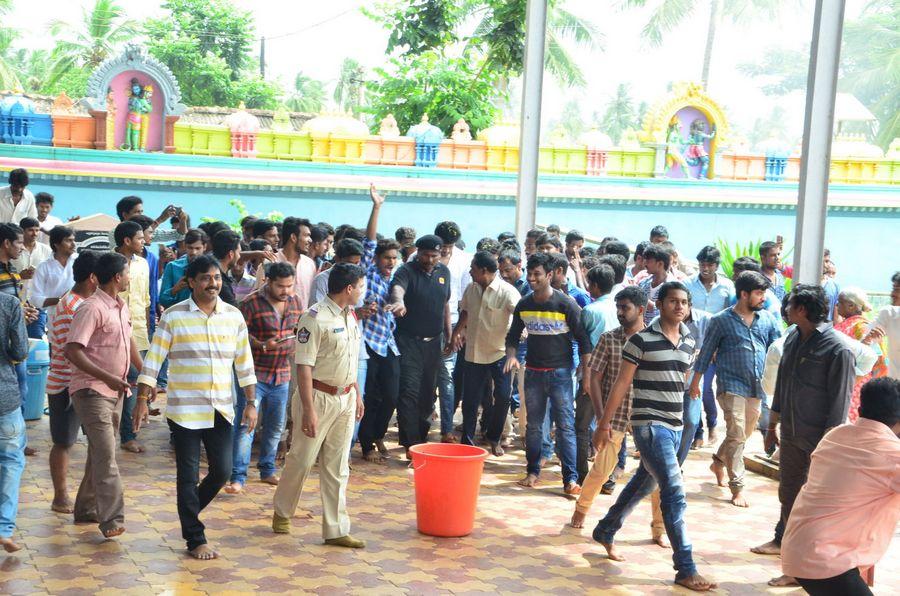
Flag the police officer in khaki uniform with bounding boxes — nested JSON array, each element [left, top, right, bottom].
[[272, 263, 367, 548]]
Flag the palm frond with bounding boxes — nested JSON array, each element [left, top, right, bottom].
[[548, 7, 604, 52], [641, 0, 695, 46], [544, 34, 586, 88]]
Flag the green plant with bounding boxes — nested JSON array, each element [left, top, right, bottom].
[[201, 199, 283, 231], [715, 238, 762, 279]]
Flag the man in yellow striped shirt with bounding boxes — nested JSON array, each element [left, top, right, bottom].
[[134, 255, 257, 560]]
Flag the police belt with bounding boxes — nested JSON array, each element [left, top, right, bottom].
[[312, 379, 354, 396]]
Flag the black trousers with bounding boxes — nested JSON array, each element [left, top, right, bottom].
[[461, 358, 511, 445], [358, 345, 400, 454], [797, 568, 872, 596], [169, 412, 233, 550], [574, 384, 594, 485], [396, 334, 442, 448], [774, 436, 815, 544]]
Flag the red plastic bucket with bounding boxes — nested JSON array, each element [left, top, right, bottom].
[[408, 443, 489, 537]]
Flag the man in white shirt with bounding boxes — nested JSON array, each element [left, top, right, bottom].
[[30, 226, 76, 320], [0, 169, 37, 224], [11, 218, 52, 337], [867, 271, 900, 378], [35, 192, 65, 245]]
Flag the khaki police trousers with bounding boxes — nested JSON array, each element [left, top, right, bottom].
[[273, 388, 356, 539]]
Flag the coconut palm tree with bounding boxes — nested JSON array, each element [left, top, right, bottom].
[[544, 4, 603, 87], [46, 0, 137, 87], [334, 58, 365, 115], [621, 0, 780, 89], [286, 72, 326, 113], [598, 83, 638, 145], [0, 0, 22, 90]]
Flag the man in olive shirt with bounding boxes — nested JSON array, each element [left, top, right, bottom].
[[272, 263, 366, 548], [451, 251, 520, 456], [385, 235, 451, 456]]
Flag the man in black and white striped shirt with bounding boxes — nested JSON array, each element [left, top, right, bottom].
[[591, 281, 717, 593]]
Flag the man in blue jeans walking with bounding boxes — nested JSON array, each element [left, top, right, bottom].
[[504, 252, 590, 495], [0, 291, 29, 552], [592, 281, 716, 592], [226, 262, 302, 493]]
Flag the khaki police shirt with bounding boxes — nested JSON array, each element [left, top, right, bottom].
[[460, 275, 521, 364], [295, 296, 360, 387]]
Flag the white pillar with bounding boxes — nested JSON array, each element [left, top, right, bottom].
[[793, 0, 845, 285], [514, 0, 548, 240]]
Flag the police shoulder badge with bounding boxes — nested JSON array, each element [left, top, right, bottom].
[[297, 327, 311, 343], [438, 276, 445, 284]]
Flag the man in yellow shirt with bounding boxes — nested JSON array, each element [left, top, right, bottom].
[[114, 221, 150, 453]]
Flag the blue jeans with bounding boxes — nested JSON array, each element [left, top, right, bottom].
[[593, 424, 696, 579], [26, 309, 47, 339], [694, 363, 718, 439], [509, 341, 527, 410], [157, 357, 169, 390], [120, 350, 147, 444], [231, 381, 290, 483], [524, 367, 577, 485], [679, 393, 702, 465], [351, 357, 367, 446], [437, 352, 456, 435], [0, 408, 26, 539]]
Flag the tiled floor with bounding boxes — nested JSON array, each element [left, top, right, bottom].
[[5, 410, 898, 595]]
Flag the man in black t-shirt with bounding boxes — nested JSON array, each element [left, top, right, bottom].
[[385, 235, 451, 456], [504, 252, 590, 495]]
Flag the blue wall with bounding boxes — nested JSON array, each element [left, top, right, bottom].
[[31, 177, 899, 292]]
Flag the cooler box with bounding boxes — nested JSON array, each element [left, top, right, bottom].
[[24, 338, 50, 420]]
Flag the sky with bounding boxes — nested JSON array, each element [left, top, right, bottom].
[[10, 0, 870, 144]]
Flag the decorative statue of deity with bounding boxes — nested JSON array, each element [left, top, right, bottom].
[[378, 113, 400, 138], [684, 118, 716, 179], [451, 118, 472, 141], [139, 85, 153, 150], [106, 87, 116, 150], [121, 78, 153, 151], [664, 117, 691, 178]]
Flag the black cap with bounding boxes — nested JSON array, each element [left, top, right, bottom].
[[415, 234, 443, 252]]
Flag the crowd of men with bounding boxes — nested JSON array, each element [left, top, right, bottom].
[[0, 167, 898, 593]]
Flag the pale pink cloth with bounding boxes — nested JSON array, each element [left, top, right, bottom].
[[66, 290, 133, 398], [255, 250, 317, 311], [782, 418, 900, 580]]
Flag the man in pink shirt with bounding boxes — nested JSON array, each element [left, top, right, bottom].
[[255, 217, 317, 311], [782, 377, 900, 595], [64, 252, 143, 539]]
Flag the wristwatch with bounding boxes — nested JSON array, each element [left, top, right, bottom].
[[245, 401, 256, 408]]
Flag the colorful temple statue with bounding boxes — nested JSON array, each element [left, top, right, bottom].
[[684, 119, 716, 179], [451, 118, 472, 142], [378, 114, 401, 138], [121, 78, 152, 151], [665, 116, 691, 178], [105, 87, 116, 150], [639, 81, 728, 179], [139, 85, 153, 150]]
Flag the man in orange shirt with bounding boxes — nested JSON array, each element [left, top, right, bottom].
[[781, 377, 900, 595]]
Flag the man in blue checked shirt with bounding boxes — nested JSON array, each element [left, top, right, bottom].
[[689, 270, 782, 509], [357, 185, 402, 463]]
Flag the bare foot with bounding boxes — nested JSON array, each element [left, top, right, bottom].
[[24, 446, 37, 456], [710, 461, 727, 487], [768, 574, 798, 587], [653, 535, 671, 549], [189, 544, 218, 560], [730, 491, 749, 507], [121, 440, 145, 453], [260, 476, 279, 486], [675, 573, 717, 592], [599, 541, 625, 561], [489, 442, 505, 457], [517, 474, 539, 488], [1, 536, 22, 552], [569, 510, 586, 528], [51, 500, 74, 514], [375, 440, 389, 456], [363, 451, 387, 463], [750, 540, 781, 555], [102, 526, 125, 539], [223, 482, 243, 495], [564, 482, 582, 496]]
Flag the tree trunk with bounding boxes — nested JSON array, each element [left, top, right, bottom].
[[701, 0, 719, 89]]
